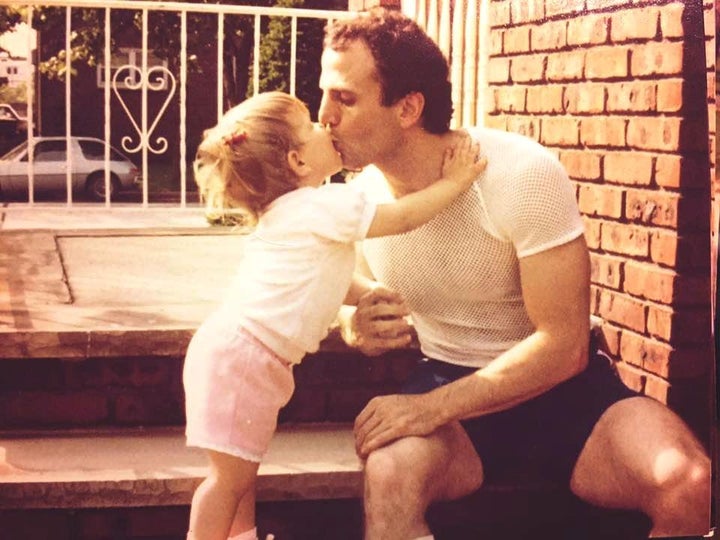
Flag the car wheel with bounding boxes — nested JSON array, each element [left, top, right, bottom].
[[85, 173, 119, 202]]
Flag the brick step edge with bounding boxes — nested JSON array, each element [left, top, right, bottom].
[[0, 424, 362, 509]]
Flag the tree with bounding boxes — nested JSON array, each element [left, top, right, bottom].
[[0, 0, 343, 112]]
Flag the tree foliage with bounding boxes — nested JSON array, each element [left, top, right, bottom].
[[0, 0, 342, 111]]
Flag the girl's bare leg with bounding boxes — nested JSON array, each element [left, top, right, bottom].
[[188, 450, 260, 540]]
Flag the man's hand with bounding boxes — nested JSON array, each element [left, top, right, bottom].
[[345, 286, 413, 356], [353, 393, 442, 458]]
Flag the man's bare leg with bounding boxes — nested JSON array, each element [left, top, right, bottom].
[[570, 397, 711, 537], [362, 422, 483, 540]]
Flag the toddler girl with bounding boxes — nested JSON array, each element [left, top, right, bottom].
[[183, 91, 485, 540]]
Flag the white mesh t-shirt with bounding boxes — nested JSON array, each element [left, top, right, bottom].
[[355, 127, 585, 368]]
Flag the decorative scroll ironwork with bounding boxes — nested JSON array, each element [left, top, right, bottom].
[[112, 64, 176, 155]]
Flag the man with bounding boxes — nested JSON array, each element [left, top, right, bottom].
[[318, 7, 711, 540]]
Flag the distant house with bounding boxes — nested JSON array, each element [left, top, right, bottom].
[[0, 47, 32, 91]]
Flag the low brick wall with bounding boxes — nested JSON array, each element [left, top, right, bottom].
[[0, 350, 419, 430]]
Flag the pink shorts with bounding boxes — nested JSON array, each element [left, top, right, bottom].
[[183, 323, 295, 462]]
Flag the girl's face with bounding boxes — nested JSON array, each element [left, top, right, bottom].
[[291, 108, 343, 187]]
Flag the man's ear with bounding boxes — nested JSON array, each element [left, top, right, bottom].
[[397, 92, 425, 128], [287, 149, 308, 177]]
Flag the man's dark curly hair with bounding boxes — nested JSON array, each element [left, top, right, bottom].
[[324, 7, 453, 134]]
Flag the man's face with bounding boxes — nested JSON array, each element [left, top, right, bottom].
[[318, 40, 402, 171]]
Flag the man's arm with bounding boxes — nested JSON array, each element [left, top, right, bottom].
[[353, 234, 591, 457]]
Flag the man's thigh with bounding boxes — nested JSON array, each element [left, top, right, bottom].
[[570, 396, 709, 507]]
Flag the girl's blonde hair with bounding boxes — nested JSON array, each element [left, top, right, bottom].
[[194, 91, 308, 223]]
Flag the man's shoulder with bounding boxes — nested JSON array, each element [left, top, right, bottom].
[[467, 126, 552, 158]]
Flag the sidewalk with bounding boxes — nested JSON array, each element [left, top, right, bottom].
[[0, 204, 249, 359]]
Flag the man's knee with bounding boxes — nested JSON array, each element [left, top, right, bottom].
[[649, 448, 711, 517], [364, 444, 409, 495]]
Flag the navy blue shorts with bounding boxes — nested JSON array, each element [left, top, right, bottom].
[[401, 348, 642, 487]]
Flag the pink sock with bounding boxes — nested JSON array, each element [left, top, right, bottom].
[[228, 527, 257, 540]]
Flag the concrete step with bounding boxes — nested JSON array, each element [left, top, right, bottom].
[[0, 424, 653, 539], [0, 424, 361, 510]]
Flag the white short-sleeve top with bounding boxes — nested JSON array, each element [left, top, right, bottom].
[[215, 183, 376, 364], [355, 127, 585, 368]]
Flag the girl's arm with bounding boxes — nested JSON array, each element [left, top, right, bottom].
[[366, 136, 486, 239]]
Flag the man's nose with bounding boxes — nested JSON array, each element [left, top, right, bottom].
[[318, 94, 336, 127]]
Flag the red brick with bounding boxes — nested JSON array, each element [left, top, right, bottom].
[[614, 360, 647, 393], [487, 57, 510, 83], [545, 0, 584, 17], [623, 260, 676, 303], [659, 3, 684, 38], [0, 391, 109, 427], [625, 189, 679, 227], [485, 89, 499, 114], [496, 86, 527, 112], [586, 0, 629, 9], [649, 228, 709, 270], [598, 322, 621, 356], [564, 82, 605, 114], [598, 290, 646, 333], [631, 42, 684, 77], [489, 1, 511, 27], [578, 184, 624, 218], [600, 222, 649, 257], [627, 117, 681, 151], [506, 116, 540, 140], [624, 330, 711, 379], [511, 54, 546, 82], [567, 14, 609, 46], [560, 150, 602, 180], [484, 114, 507, 131], [505, 25, 531, 53], [546, 50, 585, 81], [126, 507, 190, 537], [646, 304, 673, 341], [114, 391, 183, 425], [620, 330, 671, 376], [585, 46, 630, 79], [644, 372, 669, 402], [490, 30, 503, 55], [606, 81, 656, 113], [540, 116, 580, 146], [510, 0, 545, 23], [704, 4, 715, 39], [590, 252, 623, 289], [610, 7, 660, 42], [654, 154, 681, 189], [526, 85, 563, 113], [590, 284, 600, 315], [604, 152, 654, 186], [530, 20, 566, 51], [647, 305, 713, 344], [580, 117, 627, 147], [655, 79, 683, 113], [582, 216, 602, 249]]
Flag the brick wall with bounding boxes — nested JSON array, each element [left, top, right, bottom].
[[485, 0, 715, 435], [0, 351, 418, 429]]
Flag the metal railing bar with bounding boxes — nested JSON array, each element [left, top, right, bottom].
[[290, 16, 297, 96], [180, 10, 188, 208], [64, 5, 73, 205], [103, 6, 111, 208]]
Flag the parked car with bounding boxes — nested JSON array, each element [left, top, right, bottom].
[[0, 136, 141, 201], [0, 104, 30, 155]]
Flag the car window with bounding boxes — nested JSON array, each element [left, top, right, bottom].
[[33, 141, 67, 162], [78, 139, 125, 161], [1, 142, 28, 160]]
